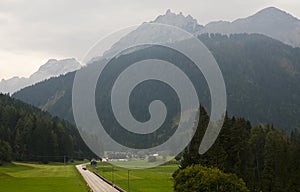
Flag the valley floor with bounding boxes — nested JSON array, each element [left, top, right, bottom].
[[89, 162, 178, 192], [0, 162, 89, 192]]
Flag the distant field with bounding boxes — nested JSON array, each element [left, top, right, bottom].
[[89, 162, 178, 192], [0, 162, 89, 192]]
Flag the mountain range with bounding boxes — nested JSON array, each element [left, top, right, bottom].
[[10, 7, 300, 133], [13, 33, 300, 132], [0, 58, 81, 94], [103, 7, 300, 63], [155, 7, 300, 48], [3, 7, 300, 94]]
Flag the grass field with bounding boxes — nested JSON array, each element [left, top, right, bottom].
[[0, 162, 89, 192], [89, 162, 178, 192]]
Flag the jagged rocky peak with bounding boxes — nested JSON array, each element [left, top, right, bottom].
[[152, 9, 203, 33], [102, 9, 203, 58]]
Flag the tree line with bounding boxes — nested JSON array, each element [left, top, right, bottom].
[[0, 94, 94, 164], [174, 106, 300, 192]]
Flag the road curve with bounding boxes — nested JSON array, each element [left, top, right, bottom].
[[76, 164, 119, 192]]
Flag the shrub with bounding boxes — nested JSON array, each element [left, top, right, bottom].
[[174, 165, 250, 192]]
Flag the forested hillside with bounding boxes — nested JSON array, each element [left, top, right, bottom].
[[13, 33, 300, 133], [199, 33, 300, 132], [0, 94, 94, 164]]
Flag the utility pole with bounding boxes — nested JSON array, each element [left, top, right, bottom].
[[128, 170, 130, 192], [112, 165, 114, 186]]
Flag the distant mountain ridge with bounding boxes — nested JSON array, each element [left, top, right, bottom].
[[102, 7, 300, 64], [138, 7, 300, 48], [199, 7, 300, 47], [0, 58, 81, 94]]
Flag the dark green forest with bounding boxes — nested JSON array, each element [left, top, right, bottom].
[[174, 106, 300, 192], [0, 94, 94, 164], [199, 33, 300, 132]]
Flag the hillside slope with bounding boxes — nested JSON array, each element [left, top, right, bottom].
[[0, 94, 94, 163], [13, 33, 300, 132]]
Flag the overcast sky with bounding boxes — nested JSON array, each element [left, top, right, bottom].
[[1, 0, 300, 80]]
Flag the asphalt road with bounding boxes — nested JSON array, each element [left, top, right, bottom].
[[76, 164, 119, 192]]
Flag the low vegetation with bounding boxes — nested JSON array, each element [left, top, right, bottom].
[[173, 165, 249, 192]]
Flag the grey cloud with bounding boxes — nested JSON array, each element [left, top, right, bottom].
[[0, 0, 299, 79]]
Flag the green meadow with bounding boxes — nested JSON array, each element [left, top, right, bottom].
[[89, 162, 178, 192], [0, 162, 89, 192]]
